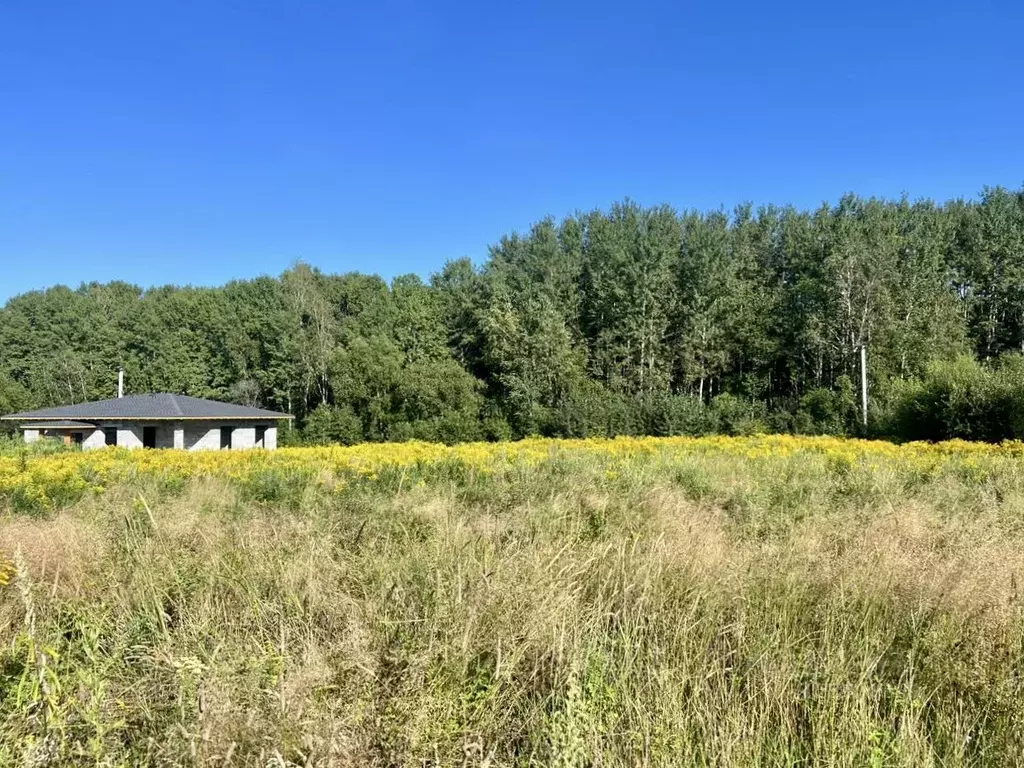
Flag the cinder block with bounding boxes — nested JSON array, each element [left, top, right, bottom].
[[186, 426, 220, 451], [118, 426, 143, 449], [232, 426, 256, 450], [82, 429, 106, 449]]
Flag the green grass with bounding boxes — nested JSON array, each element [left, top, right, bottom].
[[2, 448, 1024, 765], [0, 434, 74, 458]]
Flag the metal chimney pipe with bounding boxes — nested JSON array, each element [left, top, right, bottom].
[[118, 368, 124, 399]]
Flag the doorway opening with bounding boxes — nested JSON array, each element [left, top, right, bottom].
[[143, 426, 157, 449]]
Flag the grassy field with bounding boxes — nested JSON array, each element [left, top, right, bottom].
[[2, 436, 1024, 766]]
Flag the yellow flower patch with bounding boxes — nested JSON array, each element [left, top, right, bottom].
[[0, 435, 1021, 513]]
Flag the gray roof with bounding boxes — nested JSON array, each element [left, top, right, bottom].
[[1, 393, 294, 421]]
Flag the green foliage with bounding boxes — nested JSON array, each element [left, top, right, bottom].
[[710, 393, 769, 435], [2, 186, 1024, 442], [236, 466, 319, 507], [303, 403, 363, 445], [0, 375, 29, 431], [0, 436, 73, 458], [546, 380, 639, 438], [640, 393, 716, 436], [885, 355, 1024, 441], [795, 377, 858, 435]]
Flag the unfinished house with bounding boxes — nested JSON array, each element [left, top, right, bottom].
[[2, 393, 293, 450]]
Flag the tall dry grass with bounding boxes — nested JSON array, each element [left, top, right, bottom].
[[1, 448, 1023, 765]]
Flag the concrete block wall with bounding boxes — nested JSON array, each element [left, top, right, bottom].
[[183, 423, 279, 450], [97, 422, 177, 449], [154, 426, 175, 449], [27, 420, 286, 450], [83, 423, 119, 450], [185, 425, 221, 450], [232, 426, 256, 450], [82, 429, 105, 449], [117, 425, 143, 449]]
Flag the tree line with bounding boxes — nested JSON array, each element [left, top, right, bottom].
[[2, 185, 1024, 443]]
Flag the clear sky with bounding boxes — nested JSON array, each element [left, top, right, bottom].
[[1, 0, 1022, 301]]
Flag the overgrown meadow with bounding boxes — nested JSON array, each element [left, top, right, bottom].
[[2, 436, 1024, 766]]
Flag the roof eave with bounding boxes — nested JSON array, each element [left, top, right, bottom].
[[1, 414, 295, 421], [18, 422, 98, 429]]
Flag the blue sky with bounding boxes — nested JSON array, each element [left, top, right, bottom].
[[1, 0, 1022, 301]]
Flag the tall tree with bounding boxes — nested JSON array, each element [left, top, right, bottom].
[[3, 186, 1024, 442]]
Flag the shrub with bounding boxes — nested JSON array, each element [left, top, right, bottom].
[[710, 393, 768, 435], [884, 356, 1021, 442], [481, 414, 513, 442], [640, 393, 717, 436], [412, 410, 483, 445], [795, 377, 858, 435], [303, 404, 364, 445], [548, 381, 640, 438]]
